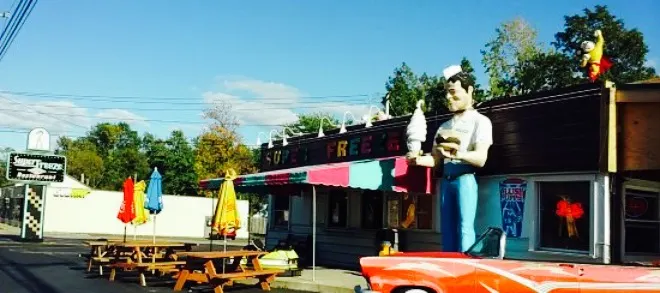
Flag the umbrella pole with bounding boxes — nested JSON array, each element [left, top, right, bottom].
[[312, 185, 317, 282], [123, 224, 127, 243], [152, 215, 156, 244], [210, 195, 214, 252]]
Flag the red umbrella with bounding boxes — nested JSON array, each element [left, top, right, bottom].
[[117, 177, 136, 241]]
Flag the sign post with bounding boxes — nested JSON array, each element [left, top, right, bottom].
[[4, 128, 66, 242]]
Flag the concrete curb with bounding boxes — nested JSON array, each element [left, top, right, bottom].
[[270, 279, 357, 293], [237, 279, 358, 293]]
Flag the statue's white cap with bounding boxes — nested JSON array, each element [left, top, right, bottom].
[[443, 65, 463, 80]]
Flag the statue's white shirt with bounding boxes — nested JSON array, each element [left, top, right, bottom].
[[434, 109, 493, 164]]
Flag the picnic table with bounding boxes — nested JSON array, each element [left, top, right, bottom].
[[82, 239, 197, 276], [100, 241, 193, 286], [173, 250, 284, 293]]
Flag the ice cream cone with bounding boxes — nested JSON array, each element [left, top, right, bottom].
[[406, 101, 427, 157]]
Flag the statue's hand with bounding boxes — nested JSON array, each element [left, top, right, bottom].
[[439, 142, 460, 152], [594, 29, 602, 37]]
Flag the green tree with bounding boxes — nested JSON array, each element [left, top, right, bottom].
[[163, 130, 197, 195], [384, 58, 485, 115], [74, 122, 149, 190], [0, 147, 14, 187], [552, 5, 657, 83], [382, 62, 427, 117], [481, 17, 545, 97], [55, 137, 104, 187], [282, 112, 340, 136], [516, 51, 577, 92]]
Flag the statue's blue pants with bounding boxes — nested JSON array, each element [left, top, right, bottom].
[[440, 162, 478, 252]]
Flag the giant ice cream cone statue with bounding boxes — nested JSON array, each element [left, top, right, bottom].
[[406, 100, 427, 157]]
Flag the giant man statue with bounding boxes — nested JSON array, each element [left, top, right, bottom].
[[410, 65, 493, 252]]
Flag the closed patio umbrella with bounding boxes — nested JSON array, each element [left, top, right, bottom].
[[117, 177, 136, 242], [131, 180, 149, 239], [211, 169, 240, 252], [144, 167, 163, 244]]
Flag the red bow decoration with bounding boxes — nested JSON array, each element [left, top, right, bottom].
[[556, 198, 583, 238]]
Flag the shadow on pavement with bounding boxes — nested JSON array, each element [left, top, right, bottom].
[[0, 252, 62, 293]]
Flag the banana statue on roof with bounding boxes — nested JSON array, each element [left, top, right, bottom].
[[580, 29, 613, 82]]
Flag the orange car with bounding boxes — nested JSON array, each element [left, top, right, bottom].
[[357, 227, 660, 293]]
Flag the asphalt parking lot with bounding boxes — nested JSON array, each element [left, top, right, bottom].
[[0, 236, 308, 293]]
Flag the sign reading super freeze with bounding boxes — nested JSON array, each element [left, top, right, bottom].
[[5, 152, 67, 183]]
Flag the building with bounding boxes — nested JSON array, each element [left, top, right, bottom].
[[199, 81, 660, 269]]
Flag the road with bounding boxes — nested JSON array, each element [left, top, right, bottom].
[[0, 237, 308, 293]]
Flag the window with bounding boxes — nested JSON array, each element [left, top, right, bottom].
[[361, 190, 384, 229], [271, 195, 290, 228], [624, 187, 660, 255], [327, 189, 348, 228], [385, 193, 433, 230], [538, 181, 591, 252]]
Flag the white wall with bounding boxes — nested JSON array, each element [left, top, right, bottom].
[[42, 177, 250, 239]]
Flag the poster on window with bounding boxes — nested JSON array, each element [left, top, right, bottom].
[[499, 178, 527, 238]]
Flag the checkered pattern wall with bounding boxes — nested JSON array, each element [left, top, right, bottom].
[[21, 185, 45, 241]]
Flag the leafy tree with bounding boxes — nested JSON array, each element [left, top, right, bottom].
[[194, 126, 257, 182], [56, 137, 104, 187], [382, 62, 427, 116], [384, 58, 485, 116], [0, 147, 13, 187], [163, 130, 197, 195], [516, 51, 576, 93], [552, 5, 656, 83], [281, 112, 340, 136], [481, 17, 545, 97]]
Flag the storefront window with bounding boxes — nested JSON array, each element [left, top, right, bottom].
[[385, 193, 432, 230], [624, 188, 660, 255], [538, 181, 591, 252], [328, 189, 348, 228], [361, 190, 384, 229], [272, 195, 290, 229]]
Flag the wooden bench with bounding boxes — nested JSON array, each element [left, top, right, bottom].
[[109, 261, 186, 286], [201, 261, 282, 293]]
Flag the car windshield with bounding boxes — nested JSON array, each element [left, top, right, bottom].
[[465, 227, 505, 259]]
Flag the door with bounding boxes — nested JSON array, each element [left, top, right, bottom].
[[476, 260, 580, 293]]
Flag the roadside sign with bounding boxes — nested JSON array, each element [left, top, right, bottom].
[[5, 152, 67, 183]]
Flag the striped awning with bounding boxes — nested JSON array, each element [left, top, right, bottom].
[[199, 156, 434, 194]]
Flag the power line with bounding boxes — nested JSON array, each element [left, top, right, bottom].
[[0, 90, 378, 103], [0, 0, 38, 63], [0, 100, 372, 111]]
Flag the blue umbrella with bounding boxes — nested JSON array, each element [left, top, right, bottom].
[[145, 167, 163, 214], [144, 167, 163, 243]]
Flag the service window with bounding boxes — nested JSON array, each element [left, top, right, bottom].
[[327, 189, 348, 228], [272, 195, 290, 229], [385, 193, 433, 230], [538, 181, 591, 252], [361, 190, 384, 229]]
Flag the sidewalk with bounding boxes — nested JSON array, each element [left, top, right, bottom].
[[271, 267, 367, 293]]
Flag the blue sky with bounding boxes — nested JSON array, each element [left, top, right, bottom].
[[0, 0, 658, 152]]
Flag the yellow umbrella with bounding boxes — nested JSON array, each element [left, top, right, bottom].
[[131, 180, 149, 239], [211, 169, 240, 236]]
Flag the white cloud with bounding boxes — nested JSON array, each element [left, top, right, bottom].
[[95, 109, 149, 128], [0, 93, 149, 137], [0, 94, 91, 135], [202, 77, 373, 130]]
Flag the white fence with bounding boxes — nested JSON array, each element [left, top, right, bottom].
[[42, 186, 250, 239]]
